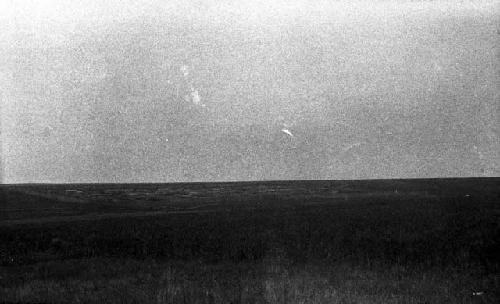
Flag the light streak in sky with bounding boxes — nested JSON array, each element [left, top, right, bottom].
[[190, 88, 201, 105], [177, 64, 205, 107], [281, 128, 294, 137], [180, 65, 189, 78]]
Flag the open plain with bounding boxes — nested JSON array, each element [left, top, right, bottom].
[[1, 178, 499, 303]]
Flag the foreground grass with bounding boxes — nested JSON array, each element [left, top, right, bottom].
[[1, 179, 498, 303], [1, 257, 498, 304]]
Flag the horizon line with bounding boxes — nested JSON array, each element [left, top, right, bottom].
[[2, 176, 499, 186]]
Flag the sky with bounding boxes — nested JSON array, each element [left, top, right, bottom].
[[1, 0, 499, 183]]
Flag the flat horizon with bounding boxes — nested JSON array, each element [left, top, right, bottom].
[[2, 176, 498, 186]]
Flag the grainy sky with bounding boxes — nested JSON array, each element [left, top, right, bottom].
[[1, 0, 499, 183]]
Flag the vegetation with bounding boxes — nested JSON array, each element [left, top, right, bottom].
[[1, 178, 499, 303]]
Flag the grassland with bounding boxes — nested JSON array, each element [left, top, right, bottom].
[[1, 178, 499, 303]]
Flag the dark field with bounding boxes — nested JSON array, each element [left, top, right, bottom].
[[1, 178, 499, 303]]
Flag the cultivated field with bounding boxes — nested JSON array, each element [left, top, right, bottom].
[[1, 178, 499, 303]]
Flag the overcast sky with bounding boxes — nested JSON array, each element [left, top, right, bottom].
[[1, 0, 499, 183]]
